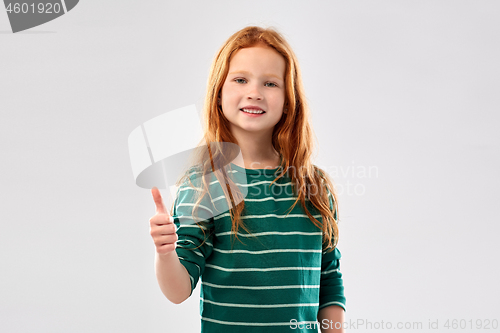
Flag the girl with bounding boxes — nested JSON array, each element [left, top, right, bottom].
[[149, 26, 346, 332]]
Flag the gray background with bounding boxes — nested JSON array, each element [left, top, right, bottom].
[[1, 1, 499, 332]]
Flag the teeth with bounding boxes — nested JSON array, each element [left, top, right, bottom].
[[242, 109, 264, 114]]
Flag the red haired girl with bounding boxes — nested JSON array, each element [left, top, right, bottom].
[[150, 26, 346, 332]]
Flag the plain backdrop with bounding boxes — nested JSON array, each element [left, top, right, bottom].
[[1, 1, 499, 332]]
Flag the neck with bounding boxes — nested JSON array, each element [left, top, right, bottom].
[[229, 128, 280, 169]]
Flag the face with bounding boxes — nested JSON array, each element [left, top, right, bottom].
[[220, 44, 286, 139]]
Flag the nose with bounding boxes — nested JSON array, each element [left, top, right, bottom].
[[246, 83, 263, 100]]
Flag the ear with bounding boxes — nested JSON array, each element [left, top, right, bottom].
[[283, 101, 289, 114]]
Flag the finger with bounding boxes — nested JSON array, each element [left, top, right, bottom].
[[150, 221, 176, 235], [159, 223, 177, 235], [157, 243, 176, 254], [155, 233, 178, 246], [151, 187, 168, 215], [150, 213, 174, 227]]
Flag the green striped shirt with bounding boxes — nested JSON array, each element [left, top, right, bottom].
[[172, 163, 346, 332]]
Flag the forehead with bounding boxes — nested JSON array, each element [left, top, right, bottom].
[[228, 45, 286, 77]]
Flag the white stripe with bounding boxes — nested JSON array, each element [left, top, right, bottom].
[[321, 268, 340, 275], [215, 231, 322, 237], [201, 317, 317, 327], [319, 301, 345, 309], [214, 212, 321, 221], [236, 180, 292, 187], [201, 282, 319, 290], [213, 248, 321, 254], [177, 223, 208, 230], [178, 257, 201, 275], [211, 195, 227, 203], [177, 239, 211, 251], [205, 264, 320, 272], [244, 196, 299, 202], [179, 186, 203, 192], [193, 249, 203, 257], [177, 239, 197, 247], [178, 203, 213, 214], [177, 178, 226, 190], [201, 298, 318, 308], [178, 257, 196, 285]]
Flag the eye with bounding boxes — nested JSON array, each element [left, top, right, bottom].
[[265, 82, 278, 87], [234, 78, 247, 84]]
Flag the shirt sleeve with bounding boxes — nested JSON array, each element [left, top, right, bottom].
[[171, 180, 215, 296], [319, 247, 346, 311], [319, 187, 346, 311]]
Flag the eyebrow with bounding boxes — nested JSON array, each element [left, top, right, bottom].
[[228, 70, 283, 81]]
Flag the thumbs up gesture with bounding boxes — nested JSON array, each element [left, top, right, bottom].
[[150, 187, 178, 255]]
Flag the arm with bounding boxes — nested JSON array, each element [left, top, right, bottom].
[[318, 305, 345, 332], [150, 187, 192, 304], [150, 185, 213, 304], [155, 251, 192, 304]]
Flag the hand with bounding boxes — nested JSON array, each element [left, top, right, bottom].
[[150, 187, 178, 255]]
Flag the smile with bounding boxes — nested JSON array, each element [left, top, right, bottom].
[[240, 108, 265, 114]]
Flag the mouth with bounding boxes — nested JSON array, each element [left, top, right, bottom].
[[240, 108, 266, 114]]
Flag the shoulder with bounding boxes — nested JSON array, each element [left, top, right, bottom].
[[322, 246, 342, 261], [313, 165, 331, 182], [173, 165, 208, 205], [174, 165, 224, 219], [175, 164, 217, 195], [310, 165, 333, 193], [313, 165, 324, 176]]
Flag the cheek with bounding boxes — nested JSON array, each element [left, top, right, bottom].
[[220, 92, 233, 114], [270, 91, 286, 109], [220, 85, 231, 102], [221, 89, 240, 108]]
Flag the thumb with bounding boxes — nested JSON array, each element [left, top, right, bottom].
[[151, 187, 168, 215]]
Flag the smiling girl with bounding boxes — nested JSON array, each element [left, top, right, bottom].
[[149, 26, 346, 332]]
